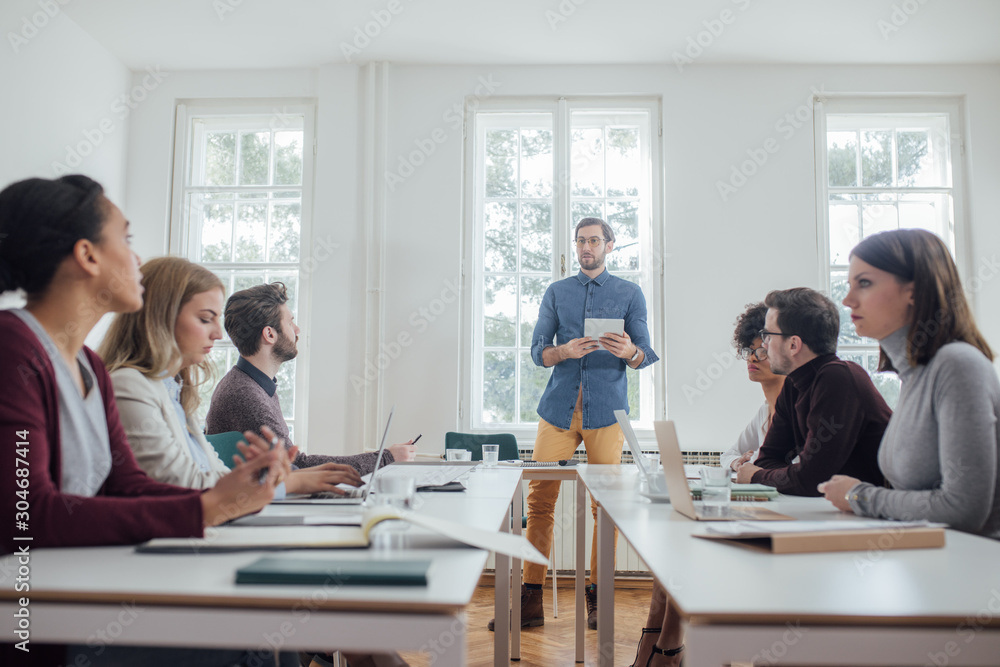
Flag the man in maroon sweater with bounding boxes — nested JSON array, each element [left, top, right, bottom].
[[736, 287, 890, 495]]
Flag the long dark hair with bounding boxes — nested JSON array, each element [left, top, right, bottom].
[[0, 175, 107, 297], [851, 229, 993, 370]]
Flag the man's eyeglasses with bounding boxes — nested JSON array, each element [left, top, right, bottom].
[[575, 237, 608, 248], [738, 346, 768, 361], [758, 329, 797, 344]]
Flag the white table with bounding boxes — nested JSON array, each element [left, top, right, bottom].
[[580, 465, 1000, 667], [510, 465, 587, 663], [0, 466, 524, 667]]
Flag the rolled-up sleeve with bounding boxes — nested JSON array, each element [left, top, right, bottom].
[[624, 288, 658, 370], [531, 285, 558, 367]]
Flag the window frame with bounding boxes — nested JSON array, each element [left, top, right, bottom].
[[168, 99, 317, 441], [460, 96, 665, 443]]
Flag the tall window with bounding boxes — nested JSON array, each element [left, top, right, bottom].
[[170, 102, 315, 437], [817, 99, 963, 407], [469, 100, 661, 432]]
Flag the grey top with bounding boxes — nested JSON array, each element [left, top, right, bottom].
[[12, 309, 111, 497], [849, 326, 1000, 539]]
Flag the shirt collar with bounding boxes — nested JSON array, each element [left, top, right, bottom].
[[574, 268, 611, 286], [236, 356, 277, 397], [787, 353, 838, 390]]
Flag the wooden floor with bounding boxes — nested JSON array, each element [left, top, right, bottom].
[[399, 577, 653, 667]]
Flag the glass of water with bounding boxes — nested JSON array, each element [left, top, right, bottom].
[[699, 466, 732, 516], [482, 444, 500, 467]]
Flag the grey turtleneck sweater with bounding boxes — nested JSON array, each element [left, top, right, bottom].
[[848, 327, 1000, 539]]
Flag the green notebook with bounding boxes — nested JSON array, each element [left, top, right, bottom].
[[236, 557, 431, 586], [690, 483, 779, 501]]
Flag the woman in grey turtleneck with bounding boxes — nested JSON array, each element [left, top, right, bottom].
[[818, 229, 1000, 540]]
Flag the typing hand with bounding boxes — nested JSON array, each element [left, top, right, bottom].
[[286, 463, 363, 495], [201, 447, 284, 526]]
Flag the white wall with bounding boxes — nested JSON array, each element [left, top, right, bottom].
[[0, 0, 130, 200], [124, 62, 1000, 456]]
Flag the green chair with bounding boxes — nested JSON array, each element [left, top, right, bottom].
[[444, 432, 519, 461], [205, 430, 246, 466]]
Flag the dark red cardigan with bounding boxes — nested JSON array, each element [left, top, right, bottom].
[[1, 310, 205, 556]]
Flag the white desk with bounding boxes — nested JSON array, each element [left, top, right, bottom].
[[510, 465, 586, 663], [580, 465, 1000, 667], [0, 466, 524, 667]]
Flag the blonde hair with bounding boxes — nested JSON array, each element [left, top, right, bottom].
[[99, 256, 224, 416]]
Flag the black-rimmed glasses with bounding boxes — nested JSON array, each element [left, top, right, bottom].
[[738, 346, 768, 361], [758, 329, 797, 344]]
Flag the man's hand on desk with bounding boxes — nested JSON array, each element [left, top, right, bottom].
[[735, 461, 761, 484], [732, 450, 755, 471], [286, 463, 362, 495], [389, 441, 418, 462], [818, 475, 860, 513]]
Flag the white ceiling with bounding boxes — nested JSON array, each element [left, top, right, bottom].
[[63, 0, 1000, 70]]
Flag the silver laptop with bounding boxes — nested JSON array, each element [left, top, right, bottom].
[[272, 406, 395, 505], [653, 421, 792, 522], [614, 409, 666, 494]]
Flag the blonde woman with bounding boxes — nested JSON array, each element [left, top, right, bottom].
[[99, 256, 362, 495]]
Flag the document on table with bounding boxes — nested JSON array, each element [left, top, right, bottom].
[[704, 519, 946, 537]]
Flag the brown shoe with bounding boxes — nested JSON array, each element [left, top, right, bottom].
[[585, 584, 598, 630], [488, 584, 544, 631]]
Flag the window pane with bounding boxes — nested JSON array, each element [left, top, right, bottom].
[[606, 200, 639, 272], [274, 131, 303, 186], [234, 202, 266, 262], [239, 131, 270, 186], [520, 128, 552, 198], [199, 198, 234, 262], [520, 202, 552, 272], [275, 358, 296, 419], [484, 276, 516, 347], [829, 202, 859, 266], [270, 201, 301, 262], [204, 132, 236, 186], [626, 365, 640, 421], [519, 350, 548, 423], [482, 351, 515, 423], [861, 198, 898, 239], [484, 202, 517, 272], [519, 276, 548, 347], [571, 128, 604, 197], [827, 131, 857, 187], [606, 127, 641, 197], [831, 272, 868, 346], [899, 193, 951, 238], [485, 129, 518, 197], [861, 130, 893, 187], [896, 130, 931, 187]]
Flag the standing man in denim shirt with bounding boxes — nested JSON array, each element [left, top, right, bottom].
[[491, 217, 658, 632]]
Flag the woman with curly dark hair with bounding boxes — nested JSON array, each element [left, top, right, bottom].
[[629, 302, 786, 666]]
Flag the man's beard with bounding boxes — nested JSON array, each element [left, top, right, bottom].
[[580, 253, 603, 270], [273, 331, 298, 363]]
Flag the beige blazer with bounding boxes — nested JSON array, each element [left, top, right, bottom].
[[110, 367, 231, 490]]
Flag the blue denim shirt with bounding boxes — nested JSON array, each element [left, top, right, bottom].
[[531, 269, 658, 430]]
